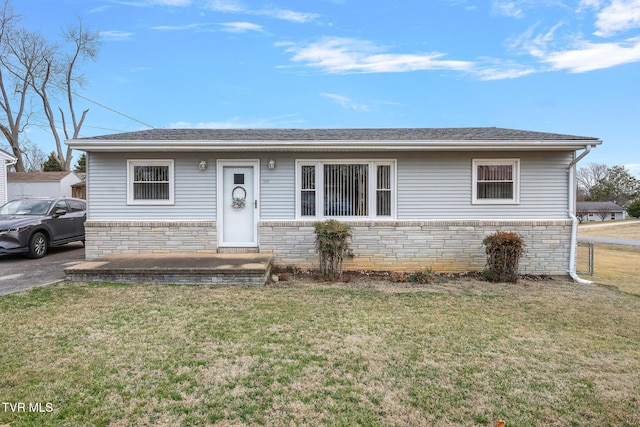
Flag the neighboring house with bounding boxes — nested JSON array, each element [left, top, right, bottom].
[[576, 201, 627, 222], [1, 149, 17, 205], [66, 127, 602, 277], [7, 171, 84, 200], [71, 173, 86, 199]]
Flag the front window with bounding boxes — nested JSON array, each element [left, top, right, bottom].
[[296, 160, 395, 219], [472, 159, 520, 204], [127, 159, 175, 205]]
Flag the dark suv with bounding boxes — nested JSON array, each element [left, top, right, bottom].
[[0, 197, 86, 258]]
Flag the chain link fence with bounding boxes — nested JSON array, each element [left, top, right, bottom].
[[576, 242, 594, 276]]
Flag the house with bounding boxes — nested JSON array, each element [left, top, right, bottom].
[[576, 201, 627, 222], [71, 173, 87, 199], [66, 127, 602, 278], [7, 171, 84, 200], [1, 149, 17, 205]]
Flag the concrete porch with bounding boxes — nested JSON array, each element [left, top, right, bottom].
[[64, 252, 273, 286]]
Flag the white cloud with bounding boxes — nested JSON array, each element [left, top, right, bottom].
[[219, 22, 264, 33], [116, 0, 192, 6], [150, 23, 206, 31], [508, 23, 564, 58], [593, 0, 640, 37], [321, 93, 370, 111], [101, 30, 134, 41], [151, 0, 192, 5], [543, 36, 640, 72], [492, 1, 525, 18], [206, 0, 318, 23], [474, 63, 537, 80], [578, 0, 603, 11], [280, 37, 473, 74], [170, 115, 304, 128], [207, 0, 244, 12]]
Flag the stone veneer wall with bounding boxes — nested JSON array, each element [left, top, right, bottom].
[[84, 221, 217, 259], [259, 220, 573, 276], [85, 219, 573, 276]]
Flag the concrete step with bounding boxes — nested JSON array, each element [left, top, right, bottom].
[[64, 252, 273, 286]]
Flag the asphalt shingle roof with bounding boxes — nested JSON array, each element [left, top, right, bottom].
[[79, 127, 600, 142]]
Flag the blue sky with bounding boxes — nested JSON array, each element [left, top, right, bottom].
[[13, 0, 640, 174]]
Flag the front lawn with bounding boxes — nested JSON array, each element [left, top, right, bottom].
[[1, 278, 639, 426]]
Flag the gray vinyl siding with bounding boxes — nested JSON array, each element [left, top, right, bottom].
[[88, 150, 573, 221], [398, 151, 572, 219], [259, 154, 295, 220], [0, 168, 7, 204], [88, 152, 217, 220]]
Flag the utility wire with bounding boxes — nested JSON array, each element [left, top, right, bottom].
[[72, 92, 155, 129]]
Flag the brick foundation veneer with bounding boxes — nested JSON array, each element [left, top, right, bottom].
[[259, 220, 572, 275], [84, 221, 217, 259], [85, 220, 572, 276]]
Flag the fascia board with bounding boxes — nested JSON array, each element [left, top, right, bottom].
[[66, 138, 602, 152]]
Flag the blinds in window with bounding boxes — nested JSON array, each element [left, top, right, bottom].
[[323, 164, 368, 216]]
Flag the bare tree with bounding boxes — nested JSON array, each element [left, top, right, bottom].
[[19, 138, 46, 171], [595, 207, 610, 222], [577, 163, 608, 199], [576, 206, 589, 223], [0, 0, 34, 172], [29, 18, 100, 170], [0, 0, 100, 171]]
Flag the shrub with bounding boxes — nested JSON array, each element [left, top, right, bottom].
[[314, 219, 352, 279], [627, 199, 640, 218], [482, 231, 525, 283]]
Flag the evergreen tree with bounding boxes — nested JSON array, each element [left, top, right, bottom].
[[43, 151, 62, 171], [74, 153, 86, 172], [627, 199, 640, 218]]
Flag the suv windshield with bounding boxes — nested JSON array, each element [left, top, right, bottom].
[[0, 199, 53, 215]]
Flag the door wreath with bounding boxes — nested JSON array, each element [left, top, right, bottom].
[[231, 186, 247, 210]]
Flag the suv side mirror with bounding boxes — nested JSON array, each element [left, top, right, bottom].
[[52, 208, 67, 217]]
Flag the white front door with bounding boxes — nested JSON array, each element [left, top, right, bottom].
[[218, 160, 259, 247]]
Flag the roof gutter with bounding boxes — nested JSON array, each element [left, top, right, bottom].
[[567, 144, 595, 284], [65, 139, 600, 152]]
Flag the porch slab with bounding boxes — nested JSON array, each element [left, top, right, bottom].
[[64, 252, 273, 286]]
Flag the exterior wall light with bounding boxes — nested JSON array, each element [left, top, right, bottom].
[[268, 159, 276, 170], [199, 160, 207, 171]]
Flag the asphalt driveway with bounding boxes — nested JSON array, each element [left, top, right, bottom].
[[0, 243, 85, 296]]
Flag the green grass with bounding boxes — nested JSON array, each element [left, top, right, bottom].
[[1, 278, 639, 426], [578, 222, 640, 295]]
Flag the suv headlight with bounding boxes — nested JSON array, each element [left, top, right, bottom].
[[0, 225, 31, 234]]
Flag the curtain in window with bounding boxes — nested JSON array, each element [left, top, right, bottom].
[[476, 165, 513, 199]]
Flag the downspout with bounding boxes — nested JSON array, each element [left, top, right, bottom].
[[568, 145, 592, 284], [3, 157, 16, 204]]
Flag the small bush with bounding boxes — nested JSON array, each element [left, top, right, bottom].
[[627, 199, 640, 218], [314, 219, 352, 280], [408, 269, 436, 284], [482, 231, 525, 283]]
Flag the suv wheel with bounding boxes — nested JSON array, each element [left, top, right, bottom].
[[27, 232, 48, 259]]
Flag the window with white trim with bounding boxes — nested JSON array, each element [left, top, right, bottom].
[[296, 160, 395, 219], [472, 159, 520, 204], [127, 159, 175, 205]]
